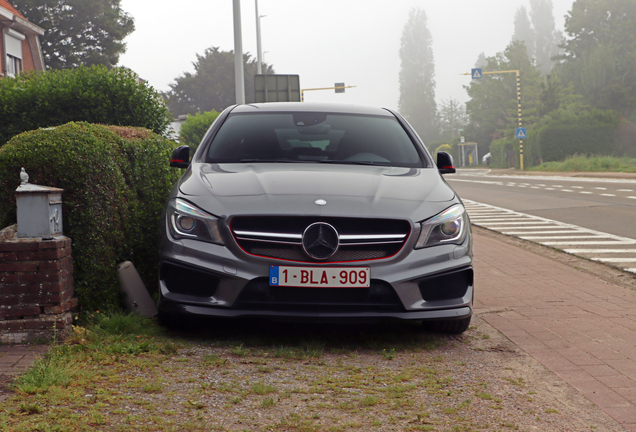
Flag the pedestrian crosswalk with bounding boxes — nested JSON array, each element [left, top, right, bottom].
[[463, 200, 636, 274]]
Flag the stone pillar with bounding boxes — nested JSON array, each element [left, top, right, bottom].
[[0, 225, 75, 344]]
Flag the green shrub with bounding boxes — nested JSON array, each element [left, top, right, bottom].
[[178, 110, 221, 149], [0, 123, 179, 311], [0, 66, 172, 146], [489, 138, 508, 168]]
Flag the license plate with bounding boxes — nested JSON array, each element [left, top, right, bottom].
[[270, 266, 370, 288]]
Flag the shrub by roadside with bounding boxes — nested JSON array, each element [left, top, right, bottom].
[[0, 122, 180, 311], [0, 66, 172, 146], [178, 110, 221, 149]]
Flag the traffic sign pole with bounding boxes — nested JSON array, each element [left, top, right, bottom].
[[461, 69, 524, 171], [517, 72, 523, 171]]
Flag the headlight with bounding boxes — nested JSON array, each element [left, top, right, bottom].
[[415, 204, 468, 249], [167, 198, 224, 245]]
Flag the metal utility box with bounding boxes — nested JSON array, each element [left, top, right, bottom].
[[16, 184, 64, 239]]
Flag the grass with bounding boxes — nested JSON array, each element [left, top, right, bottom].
[[0, 311, 591, 431], [529, 155, 636, 173]]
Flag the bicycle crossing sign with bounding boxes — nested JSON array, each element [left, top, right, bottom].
[[516, 128, 527, 139]]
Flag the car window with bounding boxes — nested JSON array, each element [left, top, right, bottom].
[[205, 113, 428, 168]]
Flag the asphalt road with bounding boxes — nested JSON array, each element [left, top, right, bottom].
[[447, 169, 636, 239]]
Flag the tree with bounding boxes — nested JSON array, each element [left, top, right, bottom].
[[512, 6, 535, 60], [529, 0, 563, 75], [556, 0, 636, 117], [166, 47, 274, 116], [13, 0, 134, 70], [511, 1, 562, 75], [438, 98, 468, 141], [464, 41, 542, 157], [398, 8, 438, 143]]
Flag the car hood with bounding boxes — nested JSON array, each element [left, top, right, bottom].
[[177, 163, 457, 222]]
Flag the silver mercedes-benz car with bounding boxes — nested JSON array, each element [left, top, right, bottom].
[[158, 102, 473, 333]]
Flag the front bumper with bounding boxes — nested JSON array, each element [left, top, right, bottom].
[[157, 232, 474, 322]]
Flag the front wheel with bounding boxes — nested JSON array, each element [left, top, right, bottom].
[[422, 316, 471, 334]]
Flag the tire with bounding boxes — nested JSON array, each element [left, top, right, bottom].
[[423, 316, 471, 334]]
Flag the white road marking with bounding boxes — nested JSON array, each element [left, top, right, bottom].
[[601, 194, 616, 197], [521, 235, 608, 240], [540, 241, 636, 246], [592, 258, 636, 263], [504, 230, 582, 235], [580, 191, 593, 194], [564, 249, 636, 254], [595, 187, 607, 190], [618, 189, 633, 192], [463, 199, 636, 274]]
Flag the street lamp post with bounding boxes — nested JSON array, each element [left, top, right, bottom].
[[233, 0, 245, 104], [255, 0, 265, 75]]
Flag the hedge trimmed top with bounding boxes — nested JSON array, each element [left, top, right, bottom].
[[0, 66, 172, 146], [0, 122, 180, 311]]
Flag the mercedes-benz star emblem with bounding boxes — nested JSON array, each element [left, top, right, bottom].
[[315, 199, 327, 206], [302, 222, 339, 260]]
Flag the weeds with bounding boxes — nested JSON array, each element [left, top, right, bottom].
[[0, 312, 577, 431]]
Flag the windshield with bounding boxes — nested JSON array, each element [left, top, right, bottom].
[[205, 112, 428, 168]]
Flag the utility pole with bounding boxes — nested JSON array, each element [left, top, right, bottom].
[[233, 0, 245, 104], [255, 0, 263, 74]]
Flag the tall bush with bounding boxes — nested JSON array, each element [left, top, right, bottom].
[[0, 123, 179, 311], [0, 66, 172, 146]]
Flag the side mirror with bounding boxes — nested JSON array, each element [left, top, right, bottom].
[[436, 152, 456, 174], [170, 145, 190, 168]]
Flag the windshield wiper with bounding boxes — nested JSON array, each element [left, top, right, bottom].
[[319, 160, 392, 166], [239, 158, 302, 163]]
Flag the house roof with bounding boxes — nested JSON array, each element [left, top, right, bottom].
[[0, 0, 44, 36], [0, 0, 25, 19]]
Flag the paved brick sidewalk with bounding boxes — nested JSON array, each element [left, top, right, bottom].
[[474, 231, 636, 430], [0, 344, 48, 402]]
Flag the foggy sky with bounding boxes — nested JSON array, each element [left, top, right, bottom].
[[118, 0, 575, 111]]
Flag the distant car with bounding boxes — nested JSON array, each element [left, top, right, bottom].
[[158, 103, 473, 333], [482, 152, 491, 165]]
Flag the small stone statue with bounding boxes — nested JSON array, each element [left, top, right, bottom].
[[20, 167, 29, 185]]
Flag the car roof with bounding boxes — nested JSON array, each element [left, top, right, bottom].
[[231, 102, 394, 117]]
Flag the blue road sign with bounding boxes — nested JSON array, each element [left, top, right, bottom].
[[471, 68, 482, 79], [516, 128, 527, 139]]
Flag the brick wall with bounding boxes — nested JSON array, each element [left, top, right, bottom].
[[0, 224, 75, 344], [21, 38, 35, 72]]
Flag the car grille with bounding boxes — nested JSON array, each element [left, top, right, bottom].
[[160, 262, 220, 297], [233, 278, 404, 312], [230, 216, 411, 263], [417, 267, 473, 302]]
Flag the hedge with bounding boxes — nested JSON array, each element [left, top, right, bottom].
[[0, 66, 172, 146], [535, 109, 620, 162], [0, 123, 180, 311]]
